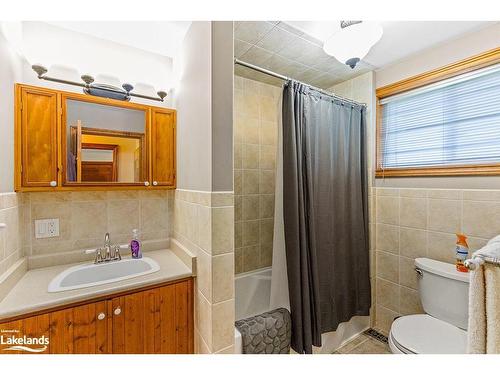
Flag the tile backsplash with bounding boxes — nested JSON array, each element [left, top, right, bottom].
[[234, 76, 280, 274], [0, 193, 21, 276], [20, 190, 173, 268], [373, 187, 495, 334]]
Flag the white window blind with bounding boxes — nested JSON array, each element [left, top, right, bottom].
[[379, 64, 500, 170]]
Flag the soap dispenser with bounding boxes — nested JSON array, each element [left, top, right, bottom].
[[130, 229, 142, 259]]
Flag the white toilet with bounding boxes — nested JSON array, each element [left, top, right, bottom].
[[388, 257, 470, 354]]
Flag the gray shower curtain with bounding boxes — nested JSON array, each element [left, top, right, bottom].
[[282, 80, 371, 354]]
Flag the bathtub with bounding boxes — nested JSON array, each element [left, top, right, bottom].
[[234, 267, 369, 354]]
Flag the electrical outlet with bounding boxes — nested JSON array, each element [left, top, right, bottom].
[[35, 218, 60, 239]]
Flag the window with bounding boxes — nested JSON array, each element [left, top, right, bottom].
[[376, 48, 500, 177]]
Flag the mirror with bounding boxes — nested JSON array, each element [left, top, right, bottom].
[[65, 99, 147, 184]]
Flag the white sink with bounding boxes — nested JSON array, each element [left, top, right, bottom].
[[48, 257, 160, 293]]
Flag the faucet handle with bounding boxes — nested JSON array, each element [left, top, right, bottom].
[[114, 245, 122, 261]]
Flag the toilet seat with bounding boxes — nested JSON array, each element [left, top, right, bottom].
[[389, 314, 467, 354]]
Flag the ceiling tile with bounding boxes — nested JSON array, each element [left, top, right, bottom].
[[240, 46, 274, 66], [234, 21, 275, 44], [294, 68, 324, 82], [292, 44, 329, 67], [277, 37, 316, 61], [275, 22, 304, 37], [234, 39, 253, 58], [255, 27, 297, 54]]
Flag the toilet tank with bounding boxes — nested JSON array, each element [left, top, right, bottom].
[[415, 258, 470, 330]]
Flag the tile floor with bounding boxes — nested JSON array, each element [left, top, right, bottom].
[[334, 332, 391, 354]]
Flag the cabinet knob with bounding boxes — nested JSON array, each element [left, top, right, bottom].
[[153, 181, 158, 186], [50, 181, 57, 187], [144, 181, 150, 186], [114, 307, 122, 316], [97, 312, 106, 320]]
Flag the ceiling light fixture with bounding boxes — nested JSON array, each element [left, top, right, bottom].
[[323, 21, 383, 69]]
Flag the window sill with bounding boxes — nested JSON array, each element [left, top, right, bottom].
[[375, 164, 500, 178]]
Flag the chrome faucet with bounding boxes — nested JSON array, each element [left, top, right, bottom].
[[85, 232, 122, 264]]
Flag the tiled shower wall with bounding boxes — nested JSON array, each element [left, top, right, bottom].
[[373, 187, 496, 334], [233, 76, 281, 274]]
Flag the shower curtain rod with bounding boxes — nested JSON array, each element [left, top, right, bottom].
[[234, 59, 366, 108]]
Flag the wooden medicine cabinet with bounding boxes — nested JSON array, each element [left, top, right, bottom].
[[14, 84, 176, 191]]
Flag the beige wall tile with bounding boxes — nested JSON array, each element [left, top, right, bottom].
[[260, 218, 274, 245], [260, 145, 276, 170], [376, 196, 399, 225], [399, 189, 427, 198], [400, 197, 427, 229], [242, 170, 259, 195], [108, 199, 139, 235], [427, 231, 456, 264], [428, 199, 461, 234], [399, 256, 418, 289], [260, 195, 274, 219], [234, 195, 242, 222], [376, 224, 399, 254], [212, 254, 234, 303], [376, 251, 399, 283], [259, 170, 275, 194], [462, 189, 500, 201], [427, 189, 461, 200], [260, 243, 273, 268], [376, 278, 400, 311], [195, 291, 213, 349], [375, 305, 398, 335], [212, 207, 234, 255], [463, 200, 500, 239], [234, 247, 243, 273], [242, 220, 260, 247], [399, 228, 427, 258], [197, 205, 212, 252], [243, 245, 260, 272], [242, 117, 260, 144], [234, 170, 242, 195], [140, 199, 169, 235], [260, 121, 277, 145], [234, 143, 242, 169], [211, 299, 235, 352], [399, 286, 424, 315], [242, 144, 260, 169], [242, 195, 260, 220], [234, 222, 242, 249]]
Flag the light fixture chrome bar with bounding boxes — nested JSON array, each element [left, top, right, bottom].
[[32, 65, 166, 102], [234, 59, 366, 108]]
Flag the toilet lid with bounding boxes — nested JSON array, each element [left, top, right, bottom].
[[390, 314, 467, 354]]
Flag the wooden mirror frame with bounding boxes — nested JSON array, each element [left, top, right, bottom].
[[61, 93, 151, 187]]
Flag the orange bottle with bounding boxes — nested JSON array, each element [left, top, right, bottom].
[[455, 233, 469, 273]]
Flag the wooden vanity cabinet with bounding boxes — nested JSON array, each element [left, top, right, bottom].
[[151, 108, 176, 187], [15, 85, 59, 189], [0, 278, 193, 354]]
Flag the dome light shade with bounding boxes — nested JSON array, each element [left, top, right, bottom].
[[323, 21, 383, 68]]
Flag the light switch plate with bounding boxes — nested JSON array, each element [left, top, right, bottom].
[[35, 218, 60, 239]]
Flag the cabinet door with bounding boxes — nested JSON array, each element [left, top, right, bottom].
[[111, 280, 193, 354], [151, 108, 176, 187], [48, 301, 109, 354], [18, 86, 59, 188]]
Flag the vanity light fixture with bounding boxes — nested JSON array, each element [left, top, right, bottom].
[[31, 64, 168, 102], [323, 21, 383, 69]]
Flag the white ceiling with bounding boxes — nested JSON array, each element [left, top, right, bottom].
[[287, 21, 493, 69], [235, 21, 494, 88], [46, 21, 192, 58]]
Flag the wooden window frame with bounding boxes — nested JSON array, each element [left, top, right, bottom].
[[375, 47, 500, 178]]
